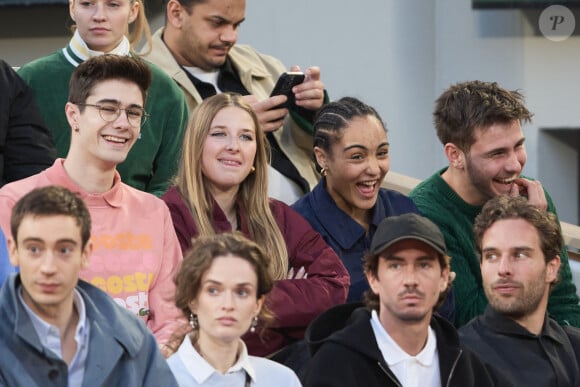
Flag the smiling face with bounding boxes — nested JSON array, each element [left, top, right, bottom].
[[65, 78, 144, 169], [201, 106, 257, 197], [167, 0, 245, 70], [9, 215, 91, 321], [191, 254, 263, 346], [480, 218, 559, 322], [367, 240, 449, 330], [315, 115, 389, 226], [462, 120, 527, 205], [69, 0, 139, 52]]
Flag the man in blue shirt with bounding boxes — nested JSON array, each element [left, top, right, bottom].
[[0, 186, 177, 386]]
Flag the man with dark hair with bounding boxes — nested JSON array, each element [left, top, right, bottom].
[[0, 55, 185, 355], [141, 0, 327, 203], [409, 80, 580, 327], [0, 186, 177, 386], [303, 213, 494, 387], [0, 60, 56, 187], [460, 195, 580, 387]]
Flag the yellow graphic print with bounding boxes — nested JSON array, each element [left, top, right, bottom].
[[91, 233, 153, 251]]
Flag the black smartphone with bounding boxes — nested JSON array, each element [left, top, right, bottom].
[[270, 71, 305, 108]]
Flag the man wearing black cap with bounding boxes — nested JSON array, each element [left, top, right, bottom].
[[302, 213, 496, 387]]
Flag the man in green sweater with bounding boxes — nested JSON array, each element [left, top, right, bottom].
[[410, 80, 580, 327]]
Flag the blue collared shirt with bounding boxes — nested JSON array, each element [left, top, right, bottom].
[[293, 177, 420, 301], [18, 286, 90, 386]]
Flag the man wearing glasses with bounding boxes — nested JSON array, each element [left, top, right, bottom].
[[0, 55, 185, 357]]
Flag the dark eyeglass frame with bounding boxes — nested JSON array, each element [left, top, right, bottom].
[[76, 103, 149, 127]]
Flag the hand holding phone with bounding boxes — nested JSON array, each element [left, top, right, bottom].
[[270, 71, 305, 109]]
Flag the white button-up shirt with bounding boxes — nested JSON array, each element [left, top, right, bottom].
[[370, 309, 441, 387], [168, 335, 302, 387]]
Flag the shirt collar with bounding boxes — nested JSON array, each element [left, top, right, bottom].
[[65, 29, 130, 67], [370, 309, 437, 367], [482, 305, 567, 345], [18, 286, 88, 352], [46, 159, 124, 208], [310, 178, 386, 249], [177, 336, 255, 384]]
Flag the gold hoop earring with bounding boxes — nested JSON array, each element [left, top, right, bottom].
[[320, 168, 327, 177]]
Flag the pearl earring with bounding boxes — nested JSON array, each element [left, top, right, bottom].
[[250, 316, 258, 333]]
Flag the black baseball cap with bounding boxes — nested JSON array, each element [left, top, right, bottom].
[[370, 213, 447, 256]]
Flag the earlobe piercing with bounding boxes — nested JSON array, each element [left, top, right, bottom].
[[250, 316, 258, 333], [189, 313, 198, 329]]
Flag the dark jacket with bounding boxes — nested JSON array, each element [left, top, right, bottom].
[[292, 177, 455, 323], [303, 303, 496, 387], [292, 177, 420, 302], [0, 274, 177, 386], [460, 305, 580, 387], [162, 186, 350, 357], [0, 60, 56, 187]]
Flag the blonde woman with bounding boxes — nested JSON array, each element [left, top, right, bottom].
[[162, 92, 349, 362], [17, 0, 188, 196]]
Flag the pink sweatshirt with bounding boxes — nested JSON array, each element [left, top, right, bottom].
[[0, 159, 185, 346]]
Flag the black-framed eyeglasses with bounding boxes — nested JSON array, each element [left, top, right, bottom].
[[76, 102, 149, 127]]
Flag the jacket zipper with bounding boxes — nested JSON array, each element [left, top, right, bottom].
[[445, 349, 463, 387], [378, 361, 403, 387]]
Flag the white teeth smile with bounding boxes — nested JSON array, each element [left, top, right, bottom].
[[220, 159, 240, 166], [103, 135, 127, 143], [496, 177, 515, 184], [360, 180, 377, 187]]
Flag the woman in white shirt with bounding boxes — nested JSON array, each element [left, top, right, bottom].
[[167, 232, 302, 386]]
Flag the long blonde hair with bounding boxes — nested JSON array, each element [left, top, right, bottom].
[[175, 93, 289, 280], [129, 0, 152, 53]]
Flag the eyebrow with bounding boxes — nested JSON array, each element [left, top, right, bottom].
[[21, 237, 78, 245], [95, 98, 144, 109], [343, 141, 389, 152], [204, 279, 255, 287], [483, 137, 525, 156], [209, 125, 255, 133], [208, 14, 246, 26], [482, 246, 533, 253]]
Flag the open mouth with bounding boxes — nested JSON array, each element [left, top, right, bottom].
[[219, 159, 242, 167], [494, 177, 516, 185], [357, 180, 378, 197], [103, 135, 129, 144]]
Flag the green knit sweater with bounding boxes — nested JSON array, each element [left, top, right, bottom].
[[18, 49, 188, 197], [410, 168, 580, 327]]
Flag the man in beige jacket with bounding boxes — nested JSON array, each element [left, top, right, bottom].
[[141, 0, 326, 204]]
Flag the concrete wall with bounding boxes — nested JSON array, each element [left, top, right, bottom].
[[1, 0, 579, 223]]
